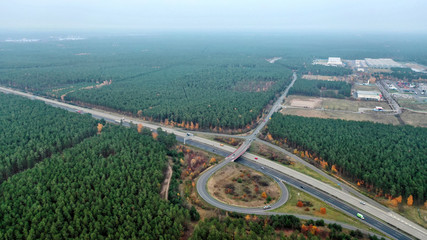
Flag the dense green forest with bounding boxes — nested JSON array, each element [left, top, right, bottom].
[[378, 67, 427, 81], [2, 33, 426, 130], [0, 125, 190, 239], [267, 114, 427, 202], [289, 79, 351, 98], [0, 36, 294, 130], [67, 63, 293, 130], [302, 65, 353, 76], [190, 214, 379, 240], [0, 93, 99, 182]]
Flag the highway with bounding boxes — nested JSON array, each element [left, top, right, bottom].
[[1, 80, 426, 239], [254, 138, 393, 213]]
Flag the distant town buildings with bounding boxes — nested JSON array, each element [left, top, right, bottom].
[[314, 57, 406, 70], [313, 57, 343, 66]]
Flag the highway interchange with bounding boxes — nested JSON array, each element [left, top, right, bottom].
[[1, 77, 426, 239]]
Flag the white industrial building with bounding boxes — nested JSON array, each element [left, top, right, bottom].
[[356, 91, 382, 101], [327, 57, 343, 66], [364, 58, 402, 68]]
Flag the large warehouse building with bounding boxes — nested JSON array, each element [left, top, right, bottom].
[[364, 58, 402, 68], [327, 57, 343, 66], [356, 90, 382, 101]]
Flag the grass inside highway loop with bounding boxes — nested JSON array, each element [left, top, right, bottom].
[[248, 142, 340, 189], [206, 162, 282, 208], [273, 183, 376, 233]]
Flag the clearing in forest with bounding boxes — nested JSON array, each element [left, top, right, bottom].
[[207, 163, 280, 208]]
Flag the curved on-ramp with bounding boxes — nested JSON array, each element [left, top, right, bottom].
[[196, 160, 289, 214]]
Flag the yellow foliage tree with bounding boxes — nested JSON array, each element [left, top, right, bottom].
[[245, 215, 251, 221], [266, 133, 273, 141], [97, 123, 103, 134], [209, 157, 216, 164], [190, 158, 197, 168], [311, 225, 317, 235], [331, 165, 338, 173]]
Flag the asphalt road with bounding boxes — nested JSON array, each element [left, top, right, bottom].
[[255, 139, 393, 213], [1, 83, 425, 239], [237, 158, 412, 240], [185, 138, 385, 239]]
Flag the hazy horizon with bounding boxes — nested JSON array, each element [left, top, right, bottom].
[[1, 0, 426, 33]]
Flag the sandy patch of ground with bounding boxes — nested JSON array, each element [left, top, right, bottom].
[[266, 57, 282, 63], [207, 163, 280, 208], [289, 98, 322, 109]]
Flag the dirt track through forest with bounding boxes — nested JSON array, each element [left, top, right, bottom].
[[160, 163, 173, 200]]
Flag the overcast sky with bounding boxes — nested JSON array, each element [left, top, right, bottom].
[[1, 0, 426, 32]]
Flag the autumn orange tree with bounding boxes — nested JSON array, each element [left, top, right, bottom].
[[152, 132, 158, 140], [137, 123, 143, 133], [97, 123, 103, 134], [407, 195, 413, 206], [297, 201, 303, 207], [320, 207, 326, 214], [301, 224, 308, 233], [261, 192, 267, 199]]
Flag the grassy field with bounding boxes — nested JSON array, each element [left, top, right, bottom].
[[207, 163, 281, 207], [280, 108, 400, 125], [249, 141, 340, 189], [274, 184, 375, 232], [284, 95, 391, 111], [353, 84, 380, 91], [400, 111, 427, 127], [398, 99, 427, 111], [321, 98, 391, 111]]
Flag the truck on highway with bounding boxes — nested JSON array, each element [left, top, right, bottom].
[[357, 213, 365, 220], [115, 117, 125, 123]]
